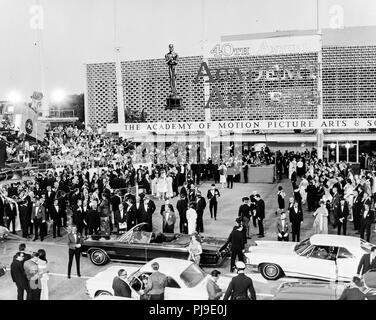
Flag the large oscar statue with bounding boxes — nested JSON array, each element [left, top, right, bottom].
[[165, 44, 183, 110]]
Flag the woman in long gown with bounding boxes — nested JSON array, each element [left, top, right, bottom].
[[157, 171, 168, 200], [218, 163, 227, 189], [37, 249, 49, 300], [312, 200, 328, 234], [166, 173, 174, 199], [186, 203, 197, 235]]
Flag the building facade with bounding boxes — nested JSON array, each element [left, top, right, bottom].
[[85, 26, 376, 165]]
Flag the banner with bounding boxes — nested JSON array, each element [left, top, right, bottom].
[[204, 35, 321, 59], [108, 118, 376, 133]]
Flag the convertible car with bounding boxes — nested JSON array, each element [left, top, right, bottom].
[[273, 269, 376, 300], [245, 234, 375, 282], [81, 223, 230, 267], [86, 257, 233, 300]]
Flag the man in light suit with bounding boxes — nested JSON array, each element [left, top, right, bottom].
[[67, 225, 84, 279], [276, 210, 289, 241], [141, 262, 167, 300], [357, 247, 376, 276]]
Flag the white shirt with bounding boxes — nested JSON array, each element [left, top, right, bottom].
[[364, 210, 369, 219]]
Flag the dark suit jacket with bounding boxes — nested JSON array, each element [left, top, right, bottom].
[[44, 191, 56, 209], [238, 204, 251, 220], [114, 209, 127, 224], [223, 273, 256, 300], [125, 203, 137, 229], [256, 199, 265, 220], [289, 206, 303, 225], [336, 204, 349, 221], [32, 204, 46, 220], [360, 209, 374, 227], [112, 276, 132, 297], [207, 189, 220, 203], [226, 228, 246, 252], [339, 287, 365, 300], [49, 204, 62, 221], [86, 208, 100, 228], [10, 260, 28, 288], [357, 253, 376, 275], [5, 202, 17, 219], [196, 197, 206, 214]]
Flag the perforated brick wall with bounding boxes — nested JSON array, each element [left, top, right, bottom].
[[322, 46, 376, 118], [121, 56, 205, 123], [86, 62, 117, 127], [207, 53, 318, 121], [86, 46, 376, 126]]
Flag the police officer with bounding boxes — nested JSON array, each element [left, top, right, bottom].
[[223, 261, 256, 300]]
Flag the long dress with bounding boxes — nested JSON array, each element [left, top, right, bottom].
[[219, 165, 227, 184], [186, 208, 197, 235], [299, 178, 309, 204], [38, 260, 49, 300], [166, 176, 173, 198], [157, 176, 168, 195], [151, 177, 158, 196], [313, 207, 328, 234]]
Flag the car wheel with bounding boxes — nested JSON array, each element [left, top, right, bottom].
[[94, 290, 112, 297], [260, 263, 283, 280], [89, 249, 109, 266]]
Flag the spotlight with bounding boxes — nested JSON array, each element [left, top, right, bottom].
[[51, 89, 66, 103]]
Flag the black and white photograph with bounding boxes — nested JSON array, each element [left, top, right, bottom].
[[1, 0, 376, 311]]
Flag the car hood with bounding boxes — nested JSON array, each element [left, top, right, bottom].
[[249, 241, 297, 253]]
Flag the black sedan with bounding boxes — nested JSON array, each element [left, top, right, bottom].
[[81, 223, 230, 267]]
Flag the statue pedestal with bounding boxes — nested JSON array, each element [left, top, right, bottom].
[[166, 95, 183, 110]]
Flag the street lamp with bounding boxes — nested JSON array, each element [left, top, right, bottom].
[[7, 90, 22, 104], [345, 142, 351, 149], [330, 143, 336, 149]]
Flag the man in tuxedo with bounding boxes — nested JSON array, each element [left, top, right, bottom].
[[141, 196, 156, 232], [331, 187, 341, 227], [110, 190, 123, 224], [360, 203, 374, 242], [357, 247, 376, 276], [67, 225, 84, 279], [336, 198, 349, 235], [352, 190, 363, 232], [180, 182, 188, 199], [238, 197, 251, 239], [195, 191, 206, 233], [176, 194, 188, 234], [249, 193, 258, 228], [207, 184, 220, 220], [289, 200, 303, 242], [5, 198, 17, 234], [188, 184, 197, 204], [224, 219, 246, 272], [11, 252, 29, 300], [87, 199, 100, 235], [44, 185, 55, 220], [72, 199, 85, 234], [125, 198, 137, 231], [276, 210, 289, 241], [160, 199, 174, 233], [50, 198, 62, 238], [255, 194, 265, 238], [17, 193, 29, 238], [112, 269, 132, 298], [32, 197, 45, 241], [114, 203, 127, 233]]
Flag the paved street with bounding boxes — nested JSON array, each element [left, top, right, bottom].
[[1, 178, 374, 300]]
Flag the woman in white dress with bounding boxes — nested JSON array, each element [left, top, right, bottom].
[[151, 172, 159, 197], [166, 173, 174, 199], [343, 179, 354, 221], [299, 176, 309, 205], [186, 203, 197, 235], [288, 158, 297, 180], [37, 249, 49, 300], [157, 171, 168, 200], [312, 200, 329, 234], [218, 162, 227, 189]]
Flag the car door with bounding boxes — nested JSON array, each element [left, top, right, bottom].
[[336, 247, 358, 282], [293, 245, 337, 281]]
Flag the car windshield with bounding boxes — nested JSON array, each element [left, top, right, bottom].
[[294, 238, 311, 255], [180, 263, 206, 288], [360, 239, 375, 253]]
